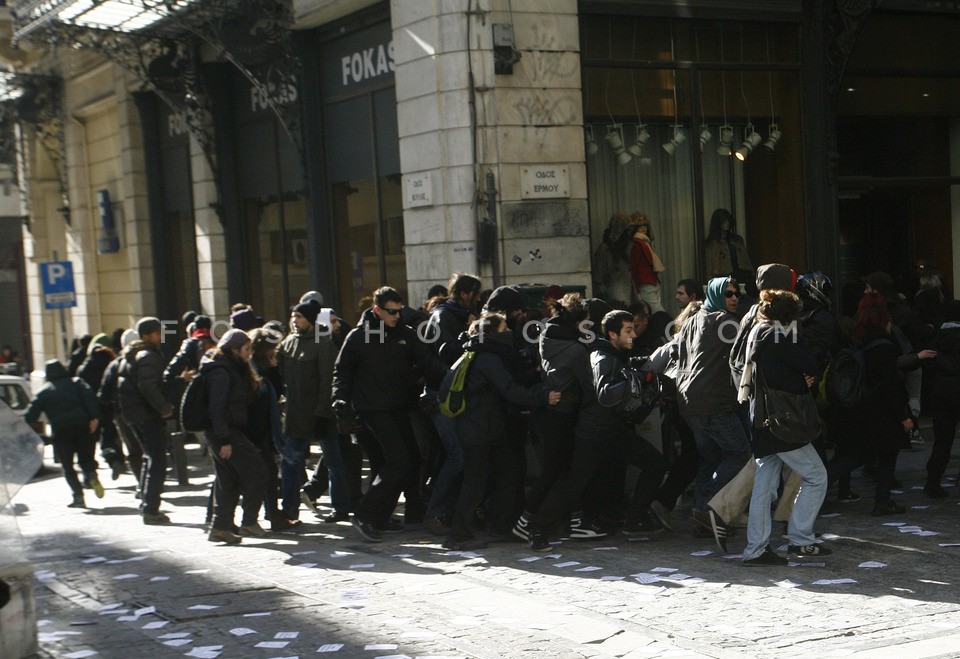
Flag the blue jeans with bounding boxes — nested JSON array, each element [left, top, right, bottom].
[[280, 436, 310, 519], [425, 412, 463, 521], [743, 443, 827, 558], [685, 412, 751, 511], [317, 434, 352, 513]]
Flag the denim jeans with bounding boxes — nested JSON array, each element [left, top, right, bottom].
[[280, 436, 310, 519], [425, 412, 463, 521], [743, 442, 827, 558], [684, 412, 752, 511], [317, 434, 352, 513]]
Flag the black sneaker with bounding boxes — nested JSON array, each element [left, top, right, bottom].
[[68, 495, 85, 508], [352, 516, 383, 543], [836, 492, 861, 503], [708, 507, 731, 553], [742, 545, 788, 567], [422, 515, 450, 536], [691, 508, 713, 535], [924, 485, 949, 499], [788, 543, 833, 557], [442, 538, 488, 551], [375, 519, 405, 534], [529, 529, 551, 552], [323, 511, 351, 523], [871, 501, 906, 516], [622, 511, 664, 535], [110, 461, 126, 481], [565, 518, 608, 540], [511, 514, 531, 542]]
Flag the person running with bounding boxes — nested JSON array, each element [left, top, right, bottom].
[[25, 360, 102, 507]]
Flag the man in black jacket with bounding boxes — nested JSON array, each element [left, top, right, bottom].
[[332, 287, 443, 542], [118, 317, 175, 525]]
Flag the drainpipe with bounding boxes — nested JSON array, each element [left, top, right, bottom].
[[68, 116, 104, 331]]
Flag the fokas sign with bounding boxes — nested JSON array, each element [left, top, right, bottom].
[[323, 21, 395, 94]]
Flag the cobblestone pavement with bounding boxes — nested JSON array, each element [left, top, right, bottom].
[[12, 432, 960, 659]]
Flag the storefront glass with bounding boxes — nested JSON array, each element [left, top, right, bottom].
[[582, 15, 803, 296]]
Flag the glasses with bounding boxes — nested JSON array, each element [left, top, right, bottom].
[[724, 290, 739, 299], [380, 307, 403, 316]]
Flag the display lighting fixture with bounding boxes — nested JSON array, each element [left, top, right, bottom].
[[605, 123, 632, 165], [585, 125, 599, 156], [626, 124, 651, 156], [762, 124, 782, 152], [699, 127, 712, 152], [716, 125, 734, 156], [662, 125, 686, 155], [735, 124, 762, 161]]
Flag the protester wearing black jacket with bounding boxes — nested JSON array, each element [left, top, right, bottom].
[[78, 334, 125, 478], [926, 301, 960, 497], [99, 340, 143, 484], [443, 313, 558, 550], [117, 317, 174, 524], [333, 287, 445, 542], [201, 329, 268, 544], [25, 360, 101, 507]]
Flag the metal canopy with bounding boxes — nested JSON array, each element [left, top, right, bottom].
[[12, 0, 197, 41]]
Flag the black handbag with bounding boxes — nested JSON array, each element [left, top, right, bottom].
[[757, 366, 821, 445]]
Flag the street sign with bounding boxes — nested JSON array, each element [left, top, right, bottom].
[[40, 261, 77, 310]]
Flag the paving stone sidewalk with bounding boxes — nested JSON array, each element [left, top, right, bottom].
[[13, 434, 960, 659]]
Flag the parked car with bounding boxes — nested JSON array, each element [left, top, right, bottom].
[[0, 375, 31, 415]]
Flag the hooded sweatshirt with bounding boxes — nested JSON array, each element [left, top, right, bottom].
[[538, 318, 592, 416], [729, 264, 796, 385], [24, 360, 98, 434]]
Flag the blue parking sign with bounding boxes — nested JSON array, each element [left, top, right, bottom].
[[40, 261, 77, 310]]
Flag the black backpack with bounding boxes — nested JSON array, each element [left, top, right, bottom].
[[179, 371, 211, 432], [820, 339, 890, 409]]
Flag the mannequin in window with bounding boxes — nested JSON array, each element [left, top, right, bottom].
[[705, 208, 753, 282], [593, 211, 635, 306], [629, 212, 666, 314]]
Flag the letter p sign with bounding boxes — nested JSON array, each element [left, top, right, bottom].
[[41, 260, 77, 309]]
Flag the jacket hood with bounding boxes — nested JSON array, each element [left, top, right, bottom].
[[591, 336, 622, 358], [756, 263, 796, 292], [87, 332, 111, 355], [704, 277, 731, 312], [540, 320, 584, 361], [44, 359, 69, 381], [440, 297, 471, 318], [122, 340, 152, 359], [542, 317, 582, 342]]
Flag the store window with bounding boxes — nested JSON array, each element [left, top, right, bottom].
[[232, 72, 309, 325], [322, 21, 404, 323], [582, 16, 803, 297]]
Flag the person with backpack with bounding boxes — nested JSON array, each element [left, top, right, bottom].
[[200, 329, 269, 543], [422, 273, 482, 536], [117, 317, 175, 525], [441, 313, 560, 550], [77, 333, 126, 480], [25, 360, 102, 507], [740, 290, 830, 566], [827, 293, 914, 515], [99, 329, 143, 487]]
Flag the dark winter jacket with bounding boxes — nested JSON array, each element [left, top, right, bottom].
[[200, 353, 253, 449], [931, 322, 960, 411], [576, 338, 635, 440], [98, 357, 121, 407], [244, 370, 283, 455], [633, 311, 672, 357], [729, 264, 795, 384], [538, 318, 592, 416], [77, 346, 116, 394], [455, 333, 549, 446], [333, 308, 444, 414], [117, 341, 174, 424], [748, 322, 819, 457], [429, 298, 473, 366], [24, 360, 98, 434], [164, 336, 205, 383], [852, 330, 909, 451], [676, 306, 740, 416], [798, 303, 840, 375], [277, 325, 337, 440]]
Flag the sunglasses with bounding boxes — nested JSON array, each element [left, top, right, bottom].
[[724, 290, 739, 299], [380, 307, 403, 316]]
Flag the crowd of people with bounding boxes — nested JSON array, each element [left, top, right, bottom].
[[22, 258, 960, 565]]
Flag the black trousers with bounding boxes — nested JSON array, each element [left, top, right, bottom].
[[115, 416, 143, 482], [929, 393, 959, 484], [623, 435, 666, 524], [96, 402, 123, 466], [356, 411, 416, 526], [526, 408, 576, 516], [208, 433, 268, 530], [54, 424, 97, 497], [655, 412, 699, 511], [449, 442, 521, 541], [130, 418, 168, 514]]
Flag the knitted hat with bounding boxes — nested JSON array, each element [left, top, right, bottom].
[[136, 316, 162, 337], [293, 301, 320, 325], [193, 315, 212, 330], [217, 328, 251, 352], [181, 310, 198, 327], [87, 333, 110, 355], [230, 308, 259, 331], [484, 286, 527, 314], [299, 290, 324, 306], [120, 329, 138, 348]]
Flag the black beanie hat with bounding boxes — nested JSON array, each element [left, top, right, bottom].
[[293, 300, 320, 325], [483, 286, 527, 315]]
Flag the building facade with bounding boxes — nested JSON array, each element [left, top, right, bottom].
[[3, 0, 960, 373]]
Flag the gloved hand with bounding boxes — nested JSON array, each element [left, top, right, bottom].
[[332, 400, 361, 435]]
